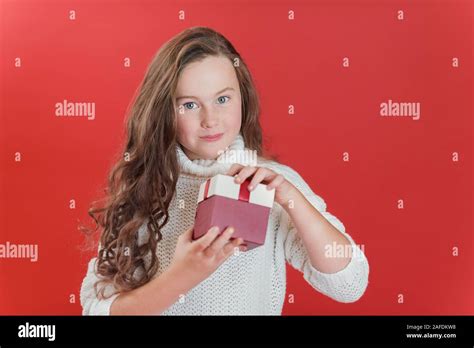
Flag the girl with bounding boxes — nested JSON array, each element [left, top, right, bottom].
[[80, 26, 369, 315]]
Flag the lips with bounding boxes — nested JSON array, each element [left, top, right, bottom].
[[200, 133, 224, 141]]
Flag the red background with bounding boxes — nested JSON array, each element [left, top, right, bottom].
[[0, 0, 472, 315]]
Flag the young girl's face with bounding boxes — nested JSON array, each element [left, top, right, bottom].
[[174, 55, 242, 160]]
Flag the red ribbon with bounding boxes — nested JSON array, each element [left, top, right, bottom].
[[238, 178, 251, 202], [204, 178, 210, 199], [203, 177, 251, 202]]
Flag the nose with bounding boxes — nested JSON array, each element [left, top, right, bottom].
[[200, 104, 219, 128]]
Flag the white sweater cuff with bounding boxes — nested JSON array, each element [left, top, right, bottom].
[[304, 232, 370, 303]]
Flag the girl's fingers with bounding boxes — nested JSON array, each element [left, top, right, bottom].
[[267, 174, 285, 190], [221, 237, 246, 260], [248, 168, 276, 191], [205, 226, 235, 256], [194, 226, 220, 251], [227, 165, 281, 192], [233, 166, 257, 184], [226, 163, 245, 176]]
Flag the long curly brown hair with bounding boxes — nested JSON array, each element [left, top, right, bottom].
[[80, 26, 276, 299]]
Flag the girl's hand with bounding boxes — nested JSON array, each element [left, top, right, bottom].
[[169, 225, 247, 287], [226, 164, 297, 207]]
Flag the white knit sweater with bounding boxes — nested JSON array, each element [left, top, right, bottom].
[[80, 134, 369, 315]]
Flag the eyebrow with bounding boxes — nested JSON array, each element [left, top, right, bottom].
[[175, 87, 235, 102]]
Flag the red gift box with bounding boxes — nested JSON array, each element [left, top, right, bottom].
[[193, 174, 276, 251]]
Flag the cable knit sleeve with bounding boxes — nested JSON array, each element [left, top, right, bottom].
[[80, 257, 121, 315], [268, 162, 370, 303]]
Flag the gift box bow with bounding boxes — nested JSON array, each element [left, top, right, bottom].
[[197, 174, 275, 208]]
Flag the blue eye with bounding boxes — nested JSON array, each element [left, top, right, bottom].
[[217, 96, 230, 104], [180, 97, 229, 113], [183, 102, 197, 110]]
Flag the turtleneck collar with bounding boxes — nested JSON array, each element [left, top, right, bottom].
[[176, 133, 253, 178]]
